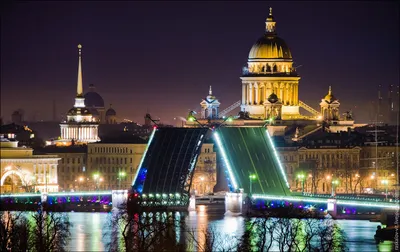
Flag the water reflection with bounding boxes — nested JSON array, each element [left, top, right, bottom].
[[66, 205, 383, 252]]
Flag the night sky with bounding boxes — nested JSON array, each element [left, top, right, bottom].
[[1, 1, 399, 124]]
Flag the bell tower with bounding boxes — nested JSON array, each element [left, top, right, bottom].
[[200, 86, 221, 119]]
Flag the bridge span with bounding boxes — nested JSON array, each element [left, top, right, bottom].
[[1, 127, 398, 215]]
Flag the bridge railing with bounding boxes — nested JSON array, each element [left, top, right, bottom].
[[302, 193, 400, 203]]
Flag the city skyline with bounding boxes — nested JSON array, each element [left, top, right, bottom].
[[1, 1, 399, 124]]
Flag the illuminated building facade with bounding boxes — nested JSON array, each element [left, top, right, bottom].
[[0, 136, 59, 193], [191, 143, 217, 195], [87, 139, 147, 190], [57, 45, 100, 145], [39, 146, 87, 191], [200, 86, 220, 119]]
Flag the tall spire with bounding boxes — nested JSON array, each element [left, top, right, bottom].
[[209, 85, 212, 95], [328, 85, 332, 95], [77, 44, 83, 96], [265, 7, 276, 34], [74, 44, 85, 108]]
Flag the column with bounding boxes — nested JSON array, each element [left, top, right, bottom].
[[254, 83, 259, 105], [266, 82, 271, 99], [279, 83, 283, 101], [249, 83, 253, 105], [242, 83, 246, 105], [294, 83, 298, 105], [247, 84, 250, 104]]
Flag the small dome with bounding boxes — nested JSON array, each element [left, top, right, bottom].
[[249, 36, 292, 59], [106, 104, 116, 116], [267, 93, 279, 103], [84, 84, 105, 108], [67, 107, 92, 116], [324, 86, 337, 103]]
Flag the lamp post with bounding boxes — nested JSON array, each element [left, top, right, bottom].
[[118, 171, 126, 189], [381, 179, 388, 200], [249, 174, 257, 195], [78, 177, 84, 191], [93, 173, 99, 191], [331, 180, 339, 197], [297, 173, 305, 195]]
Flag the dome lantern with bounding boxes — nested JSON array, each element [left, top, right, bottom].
[[265, 7, 276, 34]]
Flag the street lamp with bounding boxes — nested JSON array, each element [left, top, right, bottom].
[[118, 171, 126, 189], [297, 173, 305, 194], [93, 173, 100, 191], [331, 180, 339, 197], [381, 179, 389, 200], [249, 174, 257, 195], [78, 177, 84, 191]]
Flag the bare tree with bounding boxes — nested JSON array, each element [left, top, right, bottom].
[[186, 226, 236, 252], [0, 211, 29, 251], [236, 215, 347, 252], [105, 206, 185, 252], [28, 209, 71, 252]]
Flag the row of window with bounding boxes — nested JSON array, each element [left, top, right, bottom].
[[90, 157, 133, 164], [90, 146, 135, 154], [61, 157, 84, 164]]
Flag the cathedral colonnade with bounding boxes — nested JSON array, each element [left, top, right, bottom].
[[241, 81, 299, 106]]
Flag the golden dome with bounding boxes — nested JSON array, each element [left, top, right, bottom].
[[249, 36, 292, 59], [324, 86, 337, 103]]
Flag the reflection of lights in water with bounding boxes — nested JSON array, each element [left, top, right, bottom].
[[222, 216, 241, 234], [77, 224, 85, 251], [91, 213, 105, 251], [175, 212, 181, 244]]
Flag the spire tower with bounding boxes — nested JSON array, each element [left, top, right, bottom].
[[74, 44, 85, 108], [77, 44, 83, 96]]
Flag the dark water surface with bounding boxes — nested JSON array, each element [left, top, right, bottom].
[[66, 205, 387, 251]]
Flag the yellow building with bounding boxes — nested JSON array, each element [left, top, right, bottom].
[[191, 143, 217, 195], [40, 146, 87, 192], [0, 136, 59, 193], [87, 140, 147, 190]]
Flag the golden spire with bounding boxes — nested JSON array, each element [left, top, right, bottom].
[[328, 86, 332, 95], [77, 44, 83, 96], [269, 7, 273, 16], [209, 85, 212, 95]]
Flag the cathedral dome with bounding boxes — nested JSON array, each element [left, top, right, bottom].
[[106, 104, 116, 116], [84, 84, 105, 108], [249, 36, 292, 59], [248, 8, 292, 60]]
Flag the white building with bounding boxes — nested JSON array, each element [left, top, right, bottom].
[[57, 45, 100, 145]]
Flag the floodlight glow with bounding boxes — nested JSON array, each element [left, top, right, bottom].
[[265, 130, 290, 189], [132, 127, 156, 186], [213, 132, 238, 190]]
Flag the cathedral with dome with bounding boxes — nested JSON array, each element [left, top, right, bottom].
[[187, 8, 355, 135]]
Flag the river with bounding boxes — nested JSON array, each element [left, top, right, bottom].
[[67, 205, 391, 251]]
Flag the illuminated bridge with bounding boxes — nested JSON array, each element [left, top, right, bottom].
[[1, 127, 398, 214], [130, 126, 399, 213]]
